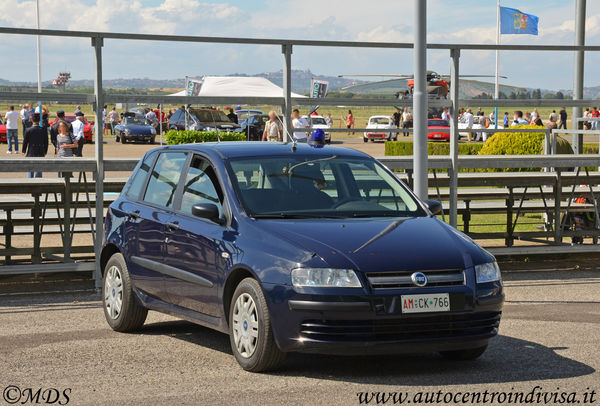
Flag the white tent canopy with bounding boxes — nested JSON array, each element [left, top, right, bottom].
[[169, 76, 306, 98]]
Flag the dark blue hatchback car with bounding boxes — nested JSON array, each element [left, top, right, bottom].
[[101, 142, 504, 372]]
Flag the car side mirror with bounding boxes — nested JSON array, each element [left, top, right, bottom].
[[424, 199, 443, 216], [192, 203, 222, 224]]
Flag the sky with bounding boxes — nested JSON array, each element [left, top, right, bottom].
[[0, 0, 599, 90]]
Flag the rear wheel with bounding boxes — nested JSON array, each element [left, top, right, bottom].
[[229, 278, 286, 372], [363, 138, 368, 143], [440, 345, 488, 361], [102, 253, 147, 332], [149, 136, 156, 144]]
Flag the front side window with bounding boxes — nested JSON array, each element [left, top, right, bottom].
[[143, 152, 187, 208], [228, 155, 425, 218], [180, 156, 224, 217]]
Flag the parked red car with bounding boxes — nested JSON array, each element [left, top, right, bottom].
[[49, 115, 94, 142], [428, 118, 450, 141], [0, 117, 6, 143]]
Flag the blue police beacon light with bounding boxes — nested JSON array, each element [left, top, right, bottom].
[[309, 129, 326, 148]]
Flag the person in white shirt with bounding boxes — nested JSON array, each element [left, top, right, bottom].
[[461, 108, 475, 141], [145, 110, 157, 123], [489, 111, 495, 125], [291, 109, 309, 142], [5, 106, 21, 153], [71, 112, 85, 157], [510, 110, 529, 126], [441, 108, 450, 121], [325, 113, 333, 127]]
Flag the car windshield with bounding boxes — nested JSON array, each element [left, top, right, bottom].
[[310, 117, 327, 125], [228, 155, 425, 218], [191, 109, 231, 123], [123, 116, 147, 125], [428, 119, 449, 126], [370, 117, 390, 125]]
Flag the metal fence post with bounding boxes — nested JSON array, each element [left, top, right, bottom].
[[413, 0, 428, 200], [92, 36, 104, 289], [572, 0, 586, 136], [282, 44, 293, 143], [449, 48, 460, 228]]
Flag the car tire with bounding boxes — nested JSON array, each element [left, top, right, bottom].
[[121, 135, 127, 144], [150, 136, 156, 144], [440, 345, 488, 361], [363, 138, 368, 143], [229, 277, 286, 372], [102, 253, 148, 332]]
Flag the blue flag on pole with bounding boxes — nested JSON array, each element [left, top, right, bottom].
[[500, 6, 539, 35]]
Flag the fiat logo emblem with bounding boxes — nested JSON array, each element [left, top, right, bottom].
[[411, 272, 428, 287]]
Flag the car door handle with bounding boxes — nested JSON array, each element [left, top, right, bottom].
[[166, 221, 179, 231], [127, 210, 140, 219]]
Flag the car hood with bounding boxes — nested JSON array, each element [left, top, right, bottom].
[[257, 216, 492, 272]]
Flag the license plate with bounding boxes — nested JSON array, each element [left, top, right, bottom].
[[434, 134, 441, 138], [401, 293, 450, 313]]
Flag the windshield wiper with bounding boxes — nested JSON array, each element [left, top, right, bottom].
[[352, 219, 404, 253]]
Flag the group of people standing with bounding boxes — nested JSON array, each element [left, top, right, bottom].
[[3, 105, 86, 178]]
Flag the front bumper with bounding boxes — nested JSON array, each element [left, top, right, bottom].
[[263, 282, 504, 354], [124, 133, 154, 141]]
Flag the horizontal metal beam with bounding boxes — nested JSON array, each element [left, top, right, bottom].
[[378, 154, 600, 170], [293, 98, 451, 108], [104, 94, 285, 105], [0, 158, 138, 172], [2, 27, 600, 52], [1, 155, 599, 173], [0, 91, 94, 104]]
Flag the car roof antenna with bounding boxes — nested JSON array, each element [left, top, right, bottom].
[[207, 108, 222, 143], [274, 114, 296, 151]]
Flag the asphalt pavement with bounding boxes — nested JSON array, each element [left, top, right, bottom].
[[0, 268, 599, 405]]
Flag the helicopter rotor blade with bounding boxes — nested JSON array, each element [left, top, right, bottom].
[[338, 74, 414, 78]]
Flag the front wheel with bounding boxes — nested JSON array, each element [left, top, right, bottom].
[[102, 253, 148, 332], [440, 345, 488, 361], [229, 278, 286, 372], [121, 135, 127, 144], [363, 138, 368, 143]]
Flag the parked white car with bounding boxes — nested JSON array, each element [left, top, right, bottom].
[[364, 115, 397, 142], [458, 116, 503, 141], [302, 115, 332, 143]]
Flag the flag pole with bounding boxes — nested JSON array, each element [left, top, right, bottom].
[[494, 0, 500, 129]]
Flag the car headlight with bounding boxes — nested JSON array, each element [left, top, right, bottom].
[[150, 128, 156, 135], [474, 262, 501, 283], [291, 268, 362, 288]]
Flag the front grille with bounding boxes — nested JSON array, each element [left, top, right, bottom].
[[367, 269, 465, 290], [299, 312, 501, 342]]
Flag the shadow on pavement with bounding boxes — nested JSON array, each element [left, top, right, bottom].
[[139, 320, 594, 384]]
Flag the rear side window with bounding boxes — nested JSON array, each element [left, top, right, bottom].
[[143, 152, 187, 208], [126, 151, 158, 200]]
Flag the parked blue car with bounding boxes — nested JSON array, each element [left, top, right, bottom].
[[101, 142, 504, 372], [114, 112, 156, 144]]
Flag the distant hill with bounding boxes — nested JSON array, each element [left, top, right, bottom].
[[2, 70, 598, 99], [0, 70, 363, 95]]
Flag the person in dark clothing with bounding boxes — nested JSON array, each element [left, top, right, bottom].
[[559, 107, 568, 129], [50, 110, 73, 150], [392, 108, 401, 127], [227, 107, 238, 124], [22, 113, 49, 178]]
